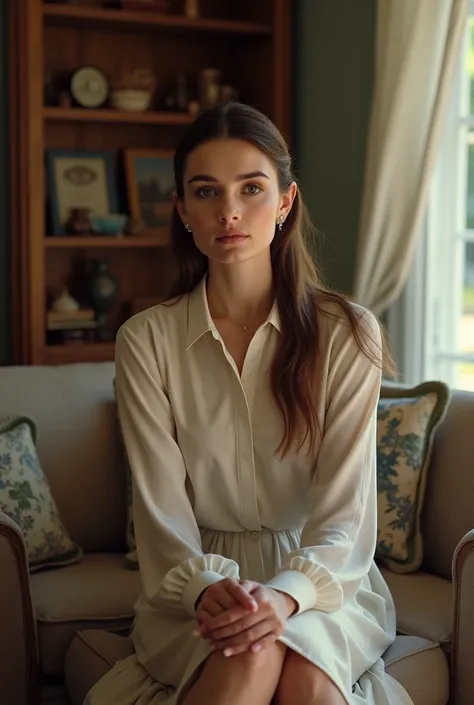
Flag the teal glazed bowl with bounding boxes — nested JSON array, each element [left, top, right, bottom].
[[90, 214, 128, 236]]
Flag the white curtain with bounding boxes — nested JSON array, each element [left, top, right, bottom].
[[353, 0, 467, 316]]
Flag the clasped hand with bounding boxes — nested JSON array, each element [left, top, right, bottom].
[[195, 578, 296, 657]]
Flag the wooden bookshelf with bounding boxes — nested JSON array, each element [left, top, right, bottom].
[[9, 0, 291, 365], [44, 107, 195, 125], [45, 236, 166, 248], [42, 4, 273, 35]]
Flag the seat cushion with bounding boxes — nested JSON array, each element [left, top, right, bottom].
[[384, 636, 449, 705], [65, 630, 135, 705], [30, 553, 141, 675], [65, 630, 448, 705], [381, 568, 452, 647]]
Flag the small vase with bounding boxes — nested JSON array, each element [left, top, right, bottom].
[[85, 261, 119, 341], [51, 288, 80, 314]]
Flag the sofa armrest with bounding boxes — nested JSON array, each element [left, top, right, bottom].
[[0, 511, 38, 705], [452, 529, 474, 705]]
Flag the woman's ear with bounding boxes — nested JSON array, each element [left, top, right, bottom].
[[173, 191, 187, 221], [172, 192, 179, 210], [278, 181, 298, 220]]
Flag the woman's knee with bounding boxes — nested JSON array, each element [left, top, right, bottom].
[[275, 650, 346, 705], [208, 640, 286, 678], [181, 643, 287, 705]]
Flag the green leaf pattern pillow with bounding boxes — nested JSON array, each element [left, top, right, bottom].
[[0, 416, 82, 571], [376, 383, 450, 573]]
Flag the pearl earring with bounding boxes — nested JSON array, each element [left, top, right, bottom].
[[277, 215, 285, 231], [185, 223, 192, 233]]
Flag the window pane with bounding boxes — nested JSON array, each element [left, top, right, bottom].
[[461, 242, 474, 352], [431, 359, 474, 392], [454, 362, 474, 391], [466, 130, 474, 228], [469, 17, 474, 114]]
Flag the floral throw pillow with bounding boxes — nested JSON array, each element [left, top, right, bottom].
[[376, 381, 450, 573], [0, 416, 82, 572]]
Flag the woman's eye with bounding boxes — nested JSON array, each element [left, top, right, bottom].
[[245, 183, 263, 195], [195, 186, 216, 198]]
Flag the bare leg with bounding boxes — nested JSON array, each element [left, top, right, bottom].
[[181, 642, 286, 705], [274, 649, 348, 705]]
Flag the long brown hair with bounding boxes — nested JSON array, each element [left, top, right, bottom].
[[170, 102, 395, 456]]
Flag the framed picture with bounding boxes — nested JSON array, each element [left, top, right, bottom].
[[46, 149, 118, 235], [124, 148, 175, 241]]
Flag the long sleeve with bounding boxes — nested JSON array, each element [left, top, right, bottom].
[[115, 323, 239, 617], [267, 310, 382, 616]]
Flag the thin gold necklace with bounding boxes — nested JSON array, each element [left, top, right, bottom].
[[209, 304, 249, 331]]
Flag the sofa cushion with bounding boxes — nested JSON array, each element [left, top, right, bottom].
[[381, 568, 452, 646], [422, 389, 474, 579], [65, 630, 135, 705], [0, 416, 82, 571], [30, 553, 141, 675], [376, 382, 450, 573], [64, 630, 448, 705], [384, 635, 449, 705], [0, 362, 127, 553]]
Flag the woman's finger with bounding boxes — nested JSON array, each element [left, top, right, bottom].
[[212, 619, 275, 652], [239, 580, 260, 593], [250, 632, 278, 654], [195, 608, 213, 623], [213, 590, 237, 611], [220, 631, 279, 657], [200, 603, 257, 634], [225, 580, 258, 612], [194, 609, 213, 633], [218, 642, 250, 657], [206, 608, 264, 641], [199, 599, 223, 617]]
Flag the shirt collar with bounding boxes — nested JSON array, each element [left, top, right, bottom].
[[186, 276, 215, 350], [185, 275, 281, 350]]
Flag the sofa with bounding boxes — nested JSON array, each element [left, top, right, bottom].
[[0, 361, 473, 705]]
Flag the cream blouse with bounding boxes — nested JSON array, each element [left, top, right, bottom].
[[115, 275, 382, 618]]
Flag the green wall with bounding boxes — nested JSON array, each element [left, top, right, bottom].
[[0, 3, 9, 365], [294, 0, 375, 294]]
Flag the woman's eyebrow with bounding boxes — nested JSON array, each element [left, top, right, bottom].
[[187, 170, 270, 184]]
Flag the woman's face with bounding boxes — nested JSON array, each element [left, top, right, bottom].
[[177, 138, 296, 265]]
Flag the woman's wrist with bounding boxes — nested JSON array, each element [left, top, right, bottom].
[[194, 586, 209, 610], [271, 588, 298, 617], [283, 593, 298, 617]]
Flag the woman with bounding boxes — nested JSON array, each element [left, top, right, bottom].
[[86, 102, 412, 705]]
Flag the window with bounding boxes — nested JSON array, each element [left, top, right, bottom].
[[393, 7, 474, 391]]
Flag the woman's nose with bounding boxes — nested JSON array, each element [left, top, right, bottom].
[[219, 211, 241, 224], [218, 195, 241, 224]]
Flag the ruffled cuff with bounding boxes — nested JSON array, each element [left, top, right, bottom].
[[267, 558, 344, 615], [158, 554, 240, 616]]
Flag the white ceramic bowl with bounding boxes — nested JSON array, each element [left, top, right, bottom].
[[110, 89, 152, 112]]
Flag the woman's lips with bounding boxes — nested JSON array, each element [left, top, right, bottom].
[[217, 233, 248, 244]]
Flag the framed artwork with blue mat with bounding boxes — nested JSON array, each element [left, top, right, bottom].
[[46, 149, 118, 235]]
